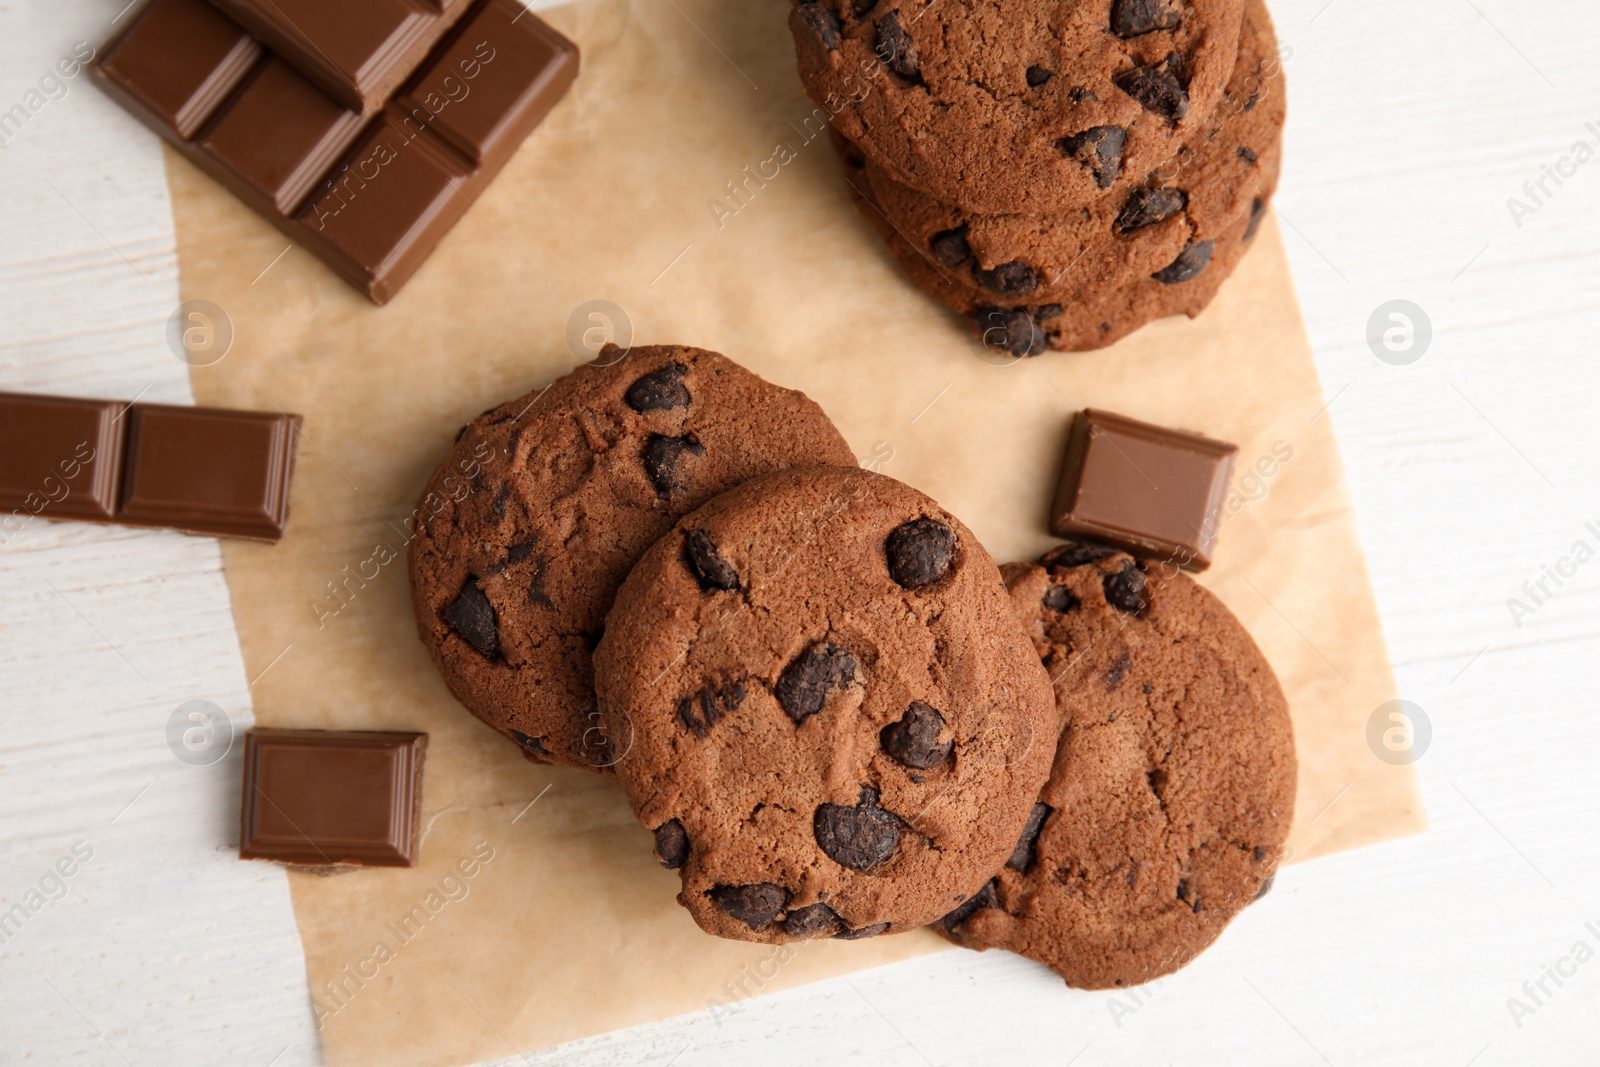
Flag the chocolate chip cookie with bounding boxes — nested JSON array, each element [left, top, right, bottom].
[[934, 544, 1296, 988], [594, 465, 1059, 942], [790, 0, 1245, 214], [409, 345, 855, 771]]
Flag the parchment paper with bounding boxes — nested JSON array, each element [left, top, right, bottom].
[[162, 1, 1426, 1062]]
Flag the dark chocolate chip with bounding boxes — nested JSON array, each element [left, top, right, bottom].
[[1069, 86, 1097, 105], [1038, 303, 1063, 319], [709, 883, 790, 930], [886, 516, 955, 588], [974, 307, 1048, 358], [1116, 187, 1188, 234], [930, 225, 973, 269], [1042, 584, 1080, 613], [654, 819, 689, 869], [684, 529, 739, 591], [796, 2, 840, 50], [1105, 654, 1131, 690], [775, 642, 858, 723], [1026, 65, 1053, 87], [1254, 874, 1276, 901], [1006, 803, 1051, 872], [815, 787, 903, 871], [782, 902, 842, 937], [1252, 845, 1271, 863], [1058, 125, 1127, 188], [443, 578, 498, 657], [625, 362, 690, 412], [1110, 0, 1181, 38], [1152, 240, 1214, 284], [880, 701, 951, 769], [936, 879, 998, 933], [643, 434, 703, 495], [971, 260, 1039, 298], [1041, 542, 1117, 569], [835, 922, 891, 940], [875, 11, 920, 81], [1114, 54, 1189, 122], [1244, 197, 1267, 242], [677, 679, 747, 738], [509, 730, 546, 756], [1103, 562, 1149, 615], [1237, 145, 1259, 164]]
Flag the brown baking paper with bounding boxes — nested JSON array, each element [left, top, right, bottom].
[[163, 0, 1425, 1062]]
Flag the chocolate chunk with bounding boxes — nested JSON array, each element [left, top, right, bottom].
[[654, 819, 689, 869], [875, 11, 920, 81], [677, 679, 747, 738], [1116, 187, 1187, 233], [1026, 65, 1053, 87], [935, 879, 998, 933], [974, 307, 1048, 357], [1041, 542, 1118, 569], [782, 902, 842, 937], [1110, 0, 1181, 38], [1244, 197, 1268, 242], [775, 642, 858, 723], [1105, 654, 1132, 690], [835, 922, 891, 940], [1069, 86, 1097, 105], [880, 702, 951, 769], [930, 225, 973, 268], [971, 260, 1039, 298], [684, 529, 739, 591], [708, 883, 790, 930], [444, 577, 498, 657], [509, 730, 547, 756], [886, 516, 955, 588], [1006, 803, 1051, 872], [1237, 145, 1259, 164], [1254, 874, 1276, 901], [1103, 562, 1149, 616], [1152, 240, 1214, 284], [1042, 584, 1080, 613], [625, 362, 690, 412], [796, 3, 841, 50], [642, 434, 703, 495], [1114, 54, 1189, 122], [1059, 125, 1127, 189], [815, 787, 902, 871]]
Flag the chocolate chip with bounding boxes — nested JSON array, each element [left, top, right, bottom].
[[443, 578, 497, 657], [1152, 240, 1214, 284], [1237, 145, 1258, 164], [1069, 86, 1097, 105], [625, 362, 690, 412], [1244, 197, 1267, 242], [677, 679, 746, 737], [1041, 542, 1117, 569], [1058, 126, 1127, 189], [509, 730, 546, 756], [1116, 187, 1187, 233], [971, 260, 1039, 298], [974, 307, 1048, 357], [775, 642, 858, 723], [1114, 54, 1188, 122], [643, 434, 703, 495], [684, 529, 739, 591], [1110, 0, 1181, 38], [1026, 65, 1053, 87], [1038, 303, 1063, 319], [1105, 654, 1131, 690], [880, 702, 951, 769], [1253, 874, 1276, 901], [853, 0, 879, 14], [876, 11, 920, 81], [1042, 584, 1080, 613], [936, 879, 998, 933], [886, 517, 955, 588], [930, 225, 972, 269], [796, 3, 840, 50], [1103, 562, 1148, 615], [815, 787, 902, 870], [654, 819, 688, 869], [782, 902, 842, 937], [1006, 803, 1051, 872], [835, 922, 891, 940], [709, 883, 790, 930]]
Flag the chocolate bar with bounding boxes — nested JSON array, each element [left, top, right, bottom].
[[94, 0, 579, 303], [0, 391, 300, 542], [1050, 408, 1238, 572], [239, 729, 427, 868]]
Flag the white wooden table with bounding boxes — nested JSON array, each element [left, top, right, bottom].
[[4, 0, 1599, 1064]]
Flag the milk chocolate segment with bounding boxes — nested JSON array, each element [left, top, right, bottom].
[[0, 394, 126, 521], [239, 729, 427, 868], [98, 0, 260, 138], [1050, 408, 1238, 571]]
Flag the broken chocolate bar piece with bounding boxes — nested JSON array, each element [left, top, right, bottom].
[[0, 391, 300, 542], [240, 729, 427, 868], [1050, 408, 1238, 571]]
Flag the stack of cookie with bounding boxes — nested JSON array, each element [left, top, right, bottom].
[[410, 344, 1295, 990], [787, 0, 1285, 355]]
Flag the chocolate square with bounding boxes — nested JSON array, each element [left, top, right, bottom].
[[0, 393, 126, 520], [98, 0, 260, 138]]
